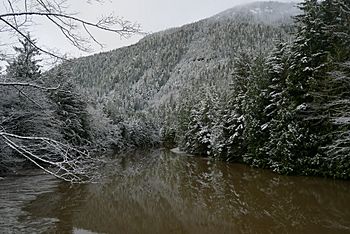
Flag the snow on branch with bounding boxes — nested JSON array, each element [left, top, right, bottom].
[[0, 131, 100, 183], [0, 81, 60, 90]]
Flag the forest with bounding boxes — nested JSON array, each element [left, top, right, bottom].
[[0, 0, 349, 182]]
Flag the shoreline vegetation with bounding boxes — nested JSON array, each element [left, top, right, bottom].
[[1, 0, 350, 181]]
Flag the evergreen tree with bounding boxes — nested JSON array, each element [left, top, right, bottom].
[[263, 42, 317, 174], [315, 0, 350, 178], [261, 0, 350, 177], [321, 61, 350, 179], [0, 36, 60, 172], [212, 91, 245, 161], [6, 34, 41, 81], [231, 53, 270, 166], [182, 87, 218, 155], [2, 34, 58, 139]]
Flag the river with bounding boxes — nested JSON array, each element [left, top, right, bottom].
[[0, 149, 349, 234]]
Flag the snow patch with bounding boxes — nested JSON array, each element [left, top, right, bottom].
[[170, 147, 193, 156]]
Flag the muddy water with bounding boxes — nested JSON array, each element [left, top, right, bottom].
[[0, 149, 350, 234]]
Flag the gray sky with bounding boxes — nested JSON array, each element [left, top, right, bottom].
[[1, 0, 298, 61], [31, 0, 298, 58]]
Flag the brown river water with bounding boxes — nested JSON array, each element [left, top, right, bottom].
[[0, 149, 350, 234]]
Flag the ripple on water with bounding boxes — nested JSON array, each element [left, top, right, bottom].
[[0, 150, 350, 234]]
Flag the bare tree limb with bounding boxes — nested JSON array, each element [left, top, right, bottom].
[[0, 11, 141, 56], [0, 131, 100, 183], [0, 81, 60, 90], [0, 12, 140, 34], [13, 85, 44, 108], [0, 0, 142, 59], [0, 17, 67, 59]]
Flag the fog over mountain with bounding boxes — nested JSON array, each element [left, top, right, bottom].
[[214, 1, 300, 23]]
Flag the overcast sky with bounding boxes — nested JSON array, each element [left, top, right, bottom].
[[1, 0, 299, 61], [30, 0, 299, 58]]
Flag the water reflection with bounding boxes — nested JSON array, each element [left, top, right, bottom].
[[1, 149, 350, 234], [0, 173, 58, 233], [21, 182, 89, 233]]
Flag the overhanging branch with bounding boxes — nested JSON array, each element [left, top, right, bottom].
[[0, 12, 140, 34], [0, 131, 98, 183], [0, 82, 60, 90]]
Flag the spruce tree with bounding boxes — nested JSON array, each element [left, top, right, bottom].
[[234, 53, 270, 167], [280, 0, 350, 177], [6, 34, 41, 82], [263, 42, 315, 174], [316, 0, 350, 178]]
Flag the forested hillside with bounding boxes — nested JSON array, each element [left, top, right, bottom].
[[63, 2, 296, 113], [55, 1, 296, 142], [1, 1, 350, 232], [54, 0, 349, 179]]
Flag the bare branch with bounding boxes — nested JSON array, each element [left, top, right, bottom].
[[0, 131, 99, 183], [0, 10, 141, 55], [13, 85, 44, 108], [0, 11, 140, 34], [0, 0, 141, 60], [0, 17, 67, 59], [0, 81, 60, 90], [6, 0, 19, 28], [83, 22, 103, 49]]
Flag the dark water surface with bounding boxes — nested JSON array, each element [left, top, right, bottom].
[[1, 149, 350, 234]]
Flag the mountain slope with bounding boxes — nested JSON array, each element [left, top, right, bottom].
[[58, 1, 299, 120]]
